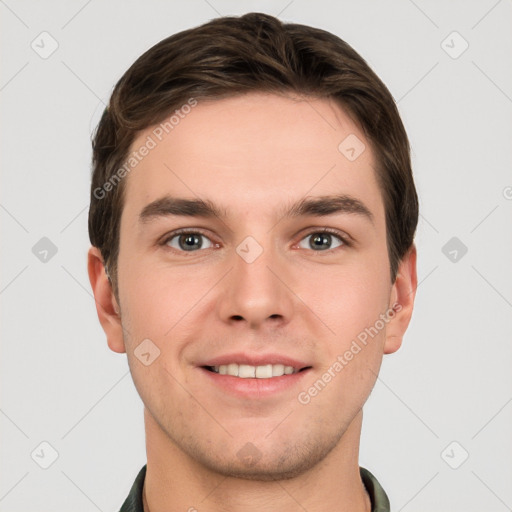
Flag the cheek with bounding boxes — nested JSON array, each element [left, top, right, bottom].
[[118, 255, 196, 336], [118, 263, 201, 411], [299, 257, 391, 339], [117, 258, 221, 377]]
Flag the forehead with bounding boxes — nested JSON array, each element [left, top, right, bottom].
[[122, 92, 384, 224]]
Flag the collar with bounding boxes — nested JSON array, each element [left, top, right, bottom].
[[119, 464, 390, 512]]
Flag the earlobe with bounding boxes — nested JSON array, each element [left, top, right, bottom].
[[87, 246, 126, 354], [384, 245, 417, 355]]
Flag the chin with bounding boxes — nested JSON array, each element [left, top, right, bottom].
[[185, 430, 342, 482]]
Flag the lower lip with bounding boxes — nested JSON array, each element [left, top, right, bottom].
[[198, 367, 311, 399]]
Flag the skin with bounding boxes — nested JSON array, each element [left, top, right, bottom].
[[88, 92, 417, 512]]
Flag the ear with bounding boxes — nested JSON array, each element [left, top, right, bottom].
[[87, 246, 126, 353], [384, 245, 417, 355]]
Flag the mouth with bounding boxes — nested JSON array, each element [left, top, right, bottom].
[[203, 363, 311, 379], [197, 353, 313, 398]]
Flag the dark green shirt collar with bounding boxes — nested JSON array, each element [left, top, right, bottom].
[[119, 465, 390, 512]]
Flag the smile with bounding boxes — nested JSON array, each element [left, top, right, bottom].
[[205, 363, 306, 378]]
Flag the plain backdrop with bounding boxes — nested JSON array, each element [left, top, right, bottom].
[[1, 1, 511, 511]]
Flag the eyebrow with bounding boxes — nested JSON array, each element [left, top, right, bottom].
[[288, 195, 373, 222], [139, 197, 226, 222], [138, 194, 374, 224]]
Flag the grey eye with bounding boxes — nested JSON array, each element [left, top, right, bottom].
[[166, 233, 214, 251], [298, 232, 344, 251]]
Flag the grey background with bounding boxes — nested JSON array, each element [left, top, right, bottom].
[[1, 1, 511, 511]]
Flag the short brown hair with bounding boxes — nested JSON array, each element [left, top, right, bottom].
[[89, 12, 418, 294]]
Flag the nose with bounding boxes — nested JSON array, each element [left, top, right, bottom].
[[216, 240, 294, 330]]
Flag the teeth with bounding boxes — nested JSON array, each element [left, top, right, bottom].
[[211, 363, 299, 378], [227, 363, 238, 376], [239, 364, 255, 378], [272, 364, 284, 376], [255, 364, 273, 378]]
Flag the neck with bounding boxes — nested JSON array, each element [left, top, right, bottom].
[[142, 409, 371, 512]]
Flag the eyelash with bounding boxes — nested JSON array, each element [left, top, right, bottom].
[[296, 228, 351, 251], [159, 227, 351, 254]]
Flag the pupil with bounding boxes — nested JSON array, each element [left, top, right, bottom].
[[180, 234, 201, 251], [311, 233, 331, 250]]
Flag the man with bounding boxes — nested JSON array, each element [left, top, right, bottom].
[[88, 12, 417, 512]]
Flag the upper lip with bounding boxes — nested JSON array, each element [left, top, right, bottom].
[[199, 353, 311, 370]]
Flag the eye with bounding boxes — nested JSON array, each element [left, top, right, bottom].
[[163, 230, 215, 252], [297, 230, 347, 251]]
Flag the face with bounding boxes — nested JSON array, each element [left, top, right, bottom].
[[90, 92, 416, 480]]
